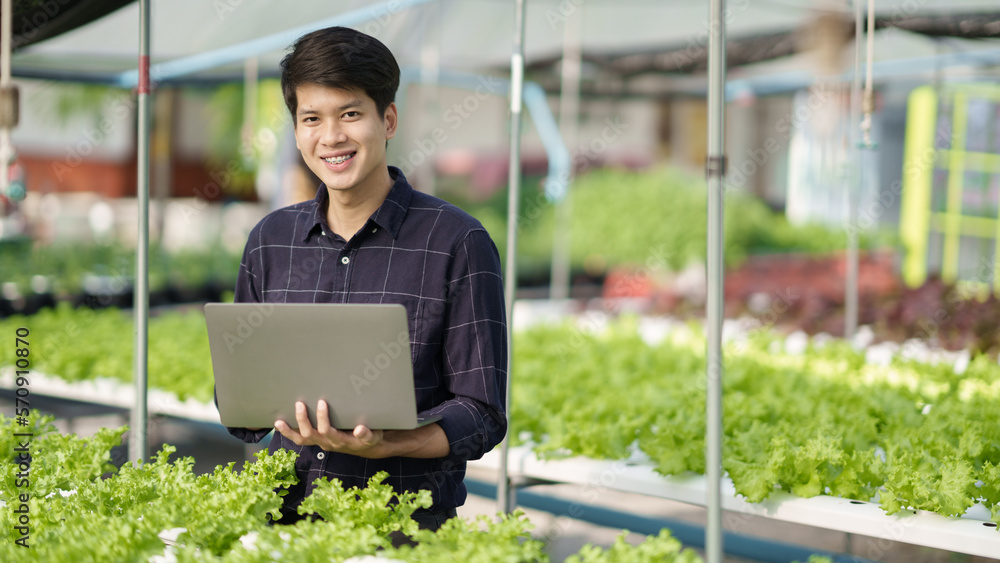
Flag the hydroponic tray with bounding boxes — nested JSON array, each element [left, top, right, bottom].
[[0, 367, 219, 423], [473, 445, 1000, 558]]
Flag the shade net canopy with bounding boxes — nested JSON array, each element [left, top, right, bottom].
[[8, 0, 1000, 86]]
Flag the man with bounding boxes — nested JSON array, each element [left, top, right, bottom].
[[224, 26, 508, 529]]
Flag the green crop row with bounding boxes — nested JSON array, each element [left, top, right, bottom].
[[0, 304, 214, 403], [0, 414, 707, 562], [511, 320, 1000, 522], [1, 306, 996, 524], [0, 240, 241, 298]]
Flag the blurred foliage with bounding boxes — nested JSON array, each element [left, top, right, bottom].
[[0, 240, 241, 297], [52, 84, 122, 127], [452, 166, 895, 281], [33, 82, 131, 130], [204, 79, 289, 197], [439, 171, 556, 283], [29, 79, 290, 199]]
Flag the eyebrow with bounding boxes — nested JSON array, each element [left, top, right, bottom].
[[337, 99, 364, 111], [297, 99, 364, 117]]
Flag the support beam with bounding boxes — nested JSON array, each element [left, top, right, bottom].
[[498, 0, 526, 515], [705, 0, 727, 560], [130, 0, 151, 464]]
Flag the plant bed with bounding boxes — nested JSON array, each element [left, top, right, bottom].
[[723, 250, 899, 307], [509, 318, 1000, 526], [602, 249, 1000, 357], [5, 307, 998, 535], [0, 413, 708, 562]]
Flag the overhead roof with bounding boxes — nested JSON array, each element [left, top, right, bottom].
[[7, 0, 1000, 88], [6, 0, 133, 50]]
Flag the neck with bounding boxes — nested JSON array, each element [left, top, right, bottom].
[[325, 167, 393, 240]]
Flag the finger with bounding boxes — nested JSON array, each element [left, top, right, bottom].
[[295, 402, 314, 438], [274, 420, 303, 445], [316, 400, 330, 434], [354, 425, 380, 446], [353, 425, 369, 441]]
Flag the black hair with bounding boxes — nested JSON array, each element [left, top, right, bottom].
[[280, 26, 400, 121]]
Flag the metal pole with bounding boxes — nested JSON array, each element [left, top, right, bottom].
[[498, 0, 526, 515], [705, 0, 726, 561], [845, 0, 863, 340], [0, 0, 8, 97], [861, 0, 876, 148], [0, 0, 13, 197], [130, 0, 151, 464], [242, 57, 258, 158], [550, 7, 581, 301], [417, 3, 441, 196]]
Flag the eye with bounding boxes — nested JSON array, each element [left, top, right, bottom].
[[343, 111, 360, 119], [302, 116, 318, 124]]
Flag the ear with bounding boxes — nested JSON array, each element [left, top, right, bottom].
[[384, 102, 398, 140]]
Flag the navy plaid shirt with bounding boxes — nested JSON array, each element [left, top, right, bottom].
[[225, 167, 507, 516]]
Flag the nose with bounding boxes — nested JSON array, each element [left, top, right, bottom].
[[319, 120, 348, 146]]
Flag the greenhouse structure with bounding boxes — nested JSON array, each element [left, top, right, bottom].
[[3, 0, 1000, 561]]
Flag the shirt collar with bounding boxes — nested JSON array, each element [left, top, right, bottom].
[[304, 166, 412, 242]]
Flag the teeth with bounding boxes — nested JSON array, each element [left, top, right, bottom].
[[324, 153, 354, 164]]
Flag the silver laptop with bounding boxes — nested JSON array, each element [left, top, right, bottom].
[[205, 302, 441, 430]]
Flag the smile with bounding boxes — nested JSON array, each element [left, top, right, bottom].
[[323, 153, 355, 164]]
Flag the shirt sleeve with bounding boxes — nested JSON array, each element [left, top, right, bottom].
[[221, 233, 273, 444], [421, 228, 508, 462]]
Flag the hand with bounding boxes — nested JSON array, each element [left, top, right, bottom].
[[274, 400, 386, 456]]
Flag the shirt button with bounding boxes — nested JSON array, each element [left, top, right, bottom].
[[321, 230, 326, 236], [371, 227, 377, 233], [341, 256, 350, 265], [317, 452, 325, 460]]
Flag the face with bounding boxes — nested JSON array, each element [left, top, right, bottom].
[[293, 83, 397, 197]]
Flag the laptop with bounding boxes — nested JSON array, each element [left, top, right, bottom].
[[205, 302, 441, 430]]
